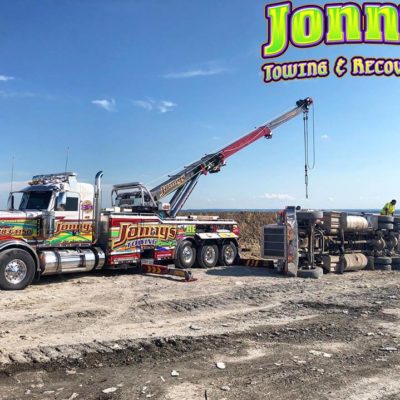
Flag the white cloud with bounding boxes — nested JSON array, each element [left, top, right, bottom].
[[158, 100, 176, 113], [133, 100, 154, 111], [0, 75, 14, 81], [164, 67, 227, 79], [91, 98, 116, 112], [260, 193, 295, 201], [321, 134, 329, 140], [328, 197, 335, 202], [133, 99, 177, 114]]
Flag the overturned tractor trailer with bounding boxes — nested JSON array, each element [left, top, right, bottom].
[[262, 207, 400, 278], [0, 97, 313, 290]]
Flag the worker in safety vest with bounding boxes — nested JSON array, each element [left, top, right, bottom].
[[380, 199, 397, 216]]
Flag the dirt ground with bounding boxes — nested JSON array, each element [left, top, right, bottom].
[[0, 265, 399, 400]]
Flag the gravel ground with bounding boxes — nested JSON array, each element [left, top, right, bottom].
[[0, 266, 399, 399]]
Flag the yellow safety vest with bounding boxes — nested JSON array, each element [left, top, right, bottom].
[[381, 202, 395, 215]]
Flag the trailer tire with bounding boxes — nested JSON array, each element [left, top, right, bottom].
[[0, 249, 36, 290], [375, 264, 392, 271], [297, 267, 323, 279], [391, 257, 400, 265], [218, 242, 238, 266], [378, 215, 394, 223], [174, 240, 196, 269], [378, 223, 394, 230], [296, 211, 323, 221], [374, 256, 392, 265], [197, 244, 218, 269]]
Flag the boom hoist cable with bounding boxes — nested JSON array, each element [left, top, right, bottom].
[[303, 102, 316, 198]]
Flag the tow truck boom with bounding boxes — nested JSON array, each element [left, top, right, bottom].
[[148, 97, 313, 216]]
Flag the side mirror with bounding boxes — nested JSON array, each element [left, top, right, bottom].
[[7, 194, 15, 210], [56, 192, 67, 211]]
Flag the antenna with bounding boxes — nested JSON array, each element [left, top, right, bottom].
[[10, 156, 14, 193], [64, 147, 69, 173]]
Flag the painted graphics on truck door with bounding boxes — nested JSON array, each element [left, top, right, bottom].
[[44, 191, 94, 246], [0, 216, 39, 241]]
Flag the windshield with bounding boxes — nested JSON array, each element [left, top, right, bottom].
[[18, 191, 53, 211]]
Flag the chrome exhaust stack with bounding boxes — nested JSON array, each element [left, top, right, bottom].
[[93, 171, 104, 243]]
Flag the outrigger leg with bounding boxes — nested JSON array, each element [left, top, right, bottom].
[[140, 263, 196, 282]]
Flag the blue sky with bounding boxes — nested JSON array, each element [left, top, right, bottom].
[[0, 0, 399, 210]]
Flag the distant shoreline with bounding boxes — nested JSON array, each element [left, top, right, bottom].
[[183, 209, 387, 213]]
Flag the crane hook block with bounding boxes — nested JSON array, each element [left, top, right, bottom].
[[296, 97, 313, 110]]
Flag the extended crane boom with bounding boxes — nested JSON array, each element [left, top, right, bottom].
[[149, 97, 313, 216]]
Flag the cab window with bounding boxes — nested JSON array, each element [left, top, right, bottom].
[[65, 196, 79, 211], [19, 191, 52, 211], [56, 193, 80, 212]]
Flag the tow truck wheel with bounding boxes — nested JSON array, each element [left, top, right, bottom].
[[0, 249, 35, 290], [197, 244, 218, 268], [174, 240, 196, 269], [218, 242, 238, 266]]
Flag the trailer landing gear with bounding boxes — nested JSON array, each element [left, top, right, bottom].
[[140, 263, 196, 282]]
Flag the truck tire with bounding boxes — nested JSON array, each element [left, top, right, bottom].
[[297, 267, 323, 279], [174, 240, 196, 269], [296, 211, 323, 221], [391, 257, 400, 265], [218, 242, 238, 266], [375, 264, 392, 271], [196, 244, 218, 268], [366, 256, 375, 270], [378, 223, 394, 230], [374, 256, 392, 265], [378, 215, 394, 223], [0, 249, 36, 290]]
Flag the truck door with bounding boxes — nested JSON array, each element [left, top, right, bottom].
[[47, 192, 92, 245]]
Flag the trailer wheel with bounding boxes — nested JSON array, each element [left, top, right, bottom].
[[218, 242, 238, 266], [391, 257, 400, 266], [197, 244, 218, 268], [296, 211, 323, 221], [374, 256, 391, 265], [0, 249, 36, 290], [174, 240, 196, 269], [375, 264, 392, 271], [378, 223, 394, 230], [378, 215, 394, 223], [297, 267, 323, 279]]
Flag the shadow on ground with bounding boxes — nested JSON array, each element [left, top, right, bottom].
[[206, 265, 285, 278]]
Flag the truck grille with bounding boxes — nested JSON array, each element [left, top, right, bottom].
[[262, 225, 286, 258]]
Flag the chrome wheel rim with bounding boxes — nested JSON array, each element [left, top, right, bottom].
[[224, 246, 235, 264], [5, 259, 27, 285], [204, 247, 216, 263], [182, 246, 193, 264]]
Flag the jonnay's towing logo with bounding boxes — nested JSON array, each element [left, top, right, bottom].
[[114, 223, 177, 248], [261, 2, 400, 83]]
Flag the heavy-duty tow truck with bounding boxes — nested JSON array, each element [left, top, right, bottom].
[[262, 207, 400, 278], [0, 98, 312, 290]]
